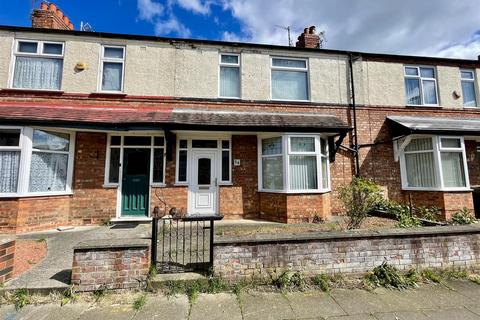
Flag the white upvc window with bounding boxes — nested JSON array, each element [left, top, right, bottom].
[[271, 57, 309, 101], [0, 126, 75, 197], [104, 134, 165, 187], [219, 53, 241, 98], [99, 45, 125, 92], [460, 69, 478, 108], [11, 40, 64, 90], [404, 66, 439, 106], [397, 135, 469, 191], [258, 134, 330, 193]]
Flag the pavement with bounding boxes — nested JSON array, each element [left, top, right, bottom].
[[1, 280, 480, 319]]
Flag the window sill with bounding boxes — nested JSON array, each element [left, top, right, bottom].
[[270, 98, 311, 104], [103, 184, 118, 189], [151, 183, 166, 187], [405, 104, 441, 109], [90, 92, 127, 98], [2, 88, 64, 95], [258, 189, 330, 194], [174, 183, 189, 187], [0, 191, 73, 199], [402, 187, 472, 192]]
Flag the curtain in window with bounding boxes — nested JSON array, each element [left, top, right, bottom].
[[13, 57, 62, 90], [291, 137, 315, 152], [441, 152, 466, 187], [102, 62, 122, 91], [405, 78, 421, 105], [289, 155, 317, 190], [422, 80, 437, 104], [272, 70, 308, 100], [405, 152, 436, 188], [262, 156, 283, 190], [0, 151, 20, 193], [321, 156, 328, 189], [29, 153, 68, 192], [462, 81, 477, 107], [220, 66, 240, 97]]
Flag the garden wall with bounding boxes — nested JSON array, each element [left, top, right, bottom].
[[213, 226, 480, 280], [0, 238, 15, 283]]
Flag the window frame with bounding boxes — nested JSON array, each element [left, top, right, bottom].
[[218, 53, 241, 99], [270, 56, 310, 102], [98, 45, 126, 93], [0, 126, 75, 198], [404, 65, 439, 107], [460, 69, 478, 108], [398, 135, 470, 191], [258, 134, 330, 193], [10, 39, 65, 91]]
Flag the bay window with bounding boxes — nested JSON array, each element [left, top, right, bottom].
[[398, 136, 469, 190], [0, 127, 75, 197], [259, 135, 330, 192]]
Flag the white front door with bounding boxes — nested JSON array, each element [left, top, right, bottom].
[[188, 151, 218, 215]]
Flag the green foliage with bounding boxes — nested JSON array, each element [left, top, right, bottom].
[[375, 200, 422, 228], [312, 274, 330, 292], [421, 269, 443, 283], [365, 261, 416, 290], [186, 280, 204, 304], [11, 289, 30, 310], [92, 286, 107, 302], [165, 280, 184, 297], [207, 276, 227, 294], [451, 208, 477, 225], [148, 265, 157, 277], [469, 275, 480, 285], [273, 271, 306, 291], [61, 285, 78, 306], [132, 294, 147, 310], [339, 177, 384, 229], [414, 206, 440, 222]]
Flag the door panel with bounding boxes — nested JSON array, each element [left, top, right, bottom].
[[121, 148, 150, 217], [189, 151, 217, 215]]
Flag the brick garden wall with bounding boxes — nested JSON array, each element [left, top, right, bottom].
[[213, 226, 480, 280], [0, 239, 15, 283]]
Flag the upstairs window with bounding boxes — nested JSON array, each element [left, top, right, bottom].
[[100, 46, 125, 92], [12, 40, 64, 90], [219, 54, 240, 98], [461, 69, 477, 108], [404, 66, 438, 106], [271, 57, 309, 101]]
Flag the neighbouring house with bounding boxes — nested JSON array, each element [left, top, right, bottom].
[[0, 2, 480, 233]]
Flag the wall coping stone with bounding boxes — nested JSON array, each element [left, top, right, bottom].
[[0, 237, 15, 245], [214, 224, 480, 245], [73, 238, 150, 250]]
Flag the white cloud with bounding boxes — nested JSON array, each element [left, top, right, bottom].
[[221, 0, 480, 59], [175, 0, 212, 14], [154, 15, 192, 38], [137, 0, 164, 22]]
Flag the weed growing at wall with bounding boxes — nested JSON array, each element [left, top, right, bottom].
[[451, 208, 477, 225], [364, 261, 417, 290], [132, 294, 147, 310], [10, 289, 31, 310]]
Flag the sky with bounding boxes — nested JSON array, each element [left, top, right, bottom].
[[3, 0, 480, 59]]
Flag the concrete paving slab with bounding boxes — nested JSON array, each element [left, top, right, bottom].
[[133, 295, 189, 320], [373, 311, 429, 320], [79, 304, 137, 320], [422, 307, 480, 320], [0, 303, 89, 320], [285, 291, 346, 318], [189, 293, 242, 320], [330, 289, 395, 315], [446, 280, 480, 302], [466, 304, 480, 316], [327, 314, 376, 320], [241, 292, 295, 320]]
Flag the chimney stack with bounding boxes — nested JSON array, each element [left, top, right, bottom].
[[31, 1, 74, 30], [296, 26, 320, 49]]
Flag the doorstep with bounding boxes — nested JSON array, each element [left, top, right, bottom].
[[110, 217, 152, 223]]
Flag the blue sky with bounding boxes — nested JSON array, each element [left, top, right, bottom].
[[2, 0, 480, 59]]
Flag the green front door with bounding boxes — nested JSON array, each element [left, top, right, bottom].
[[121, 148, 150, 217]]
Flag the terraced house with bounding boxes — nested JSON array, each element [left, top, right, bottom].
[[1, 3, 480, 233]]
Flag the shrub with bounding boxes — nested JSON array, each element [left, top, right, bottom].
[[414, 206, 440, 222], [312, 274, 330, 292], [375, 200, 422, 228], [11, 289, 30, 310], [451, 208, 477, 225], [365, 261, 416, 290], [339, 177, 383, 229], [274, 271, 306, 291]]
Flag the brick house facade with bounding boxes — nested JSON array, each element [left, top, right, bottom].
[[0, 3, 479, 233]]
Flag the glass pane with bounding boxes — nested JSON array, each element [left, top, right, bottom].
[[441, 152, 466, 187], [290, 137, 315, 152], [320, 138, 327, 155], [221, 55, 238, 64], [222, 140, 230, 149], [321, 156, 329, 189], [220, 66, 240, 98], [29, 152, 68, 192], [422, 80, 437, 104], [0, 151, 20, 193], [18, 41, 38, 53], [110, 136, 121, 146], [272, 58, 306, 68], [262, 156, 283, 190], [262, 137, 282, 155], [462, 81, 477, 107], [222, 150, 229, 181], [0, 129, 20, 147], [108, 148, 120, 183], [13, 57, 63, 90], [179, 140, 188, 149], [405, 138, 433, 152], [154, 136, 164, 146], [405, 78, 421, 105], [33, 130, 70, 151], [289, 155, 317, 190], [178, 150, 187, 181], [102, 62, 123, 91], [420, 67, 435, 78], [197, 158, 211, 185], [124, 136, 151, 146], [153, 148, 164, 183], [404, 67, 418, 76], [104, 47, 124, 59], [192, 140, 217, 148], [441, 138, 461, 149], [272, 70, 308, 100], [405, 152, 436, 188], [461, 71, 474, 79], [43, 43, 63, 55]]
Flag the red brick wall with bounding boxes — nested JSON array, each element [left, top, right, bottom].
[[259, 193, 288, 223], [0, 200, 19, 233], [286, 193, 330, 223], [0, 240, 15, 283]]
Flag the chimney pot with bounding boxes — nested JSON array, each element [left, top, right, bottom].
[[296, 25, 320, 49], [68, 22, 74, 30], [63, 15, 69, 25], [56, 9, 63, 19], [40, 2, 48, 10], [48, 3, 56, 12], [32, 2, 73, 30]]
